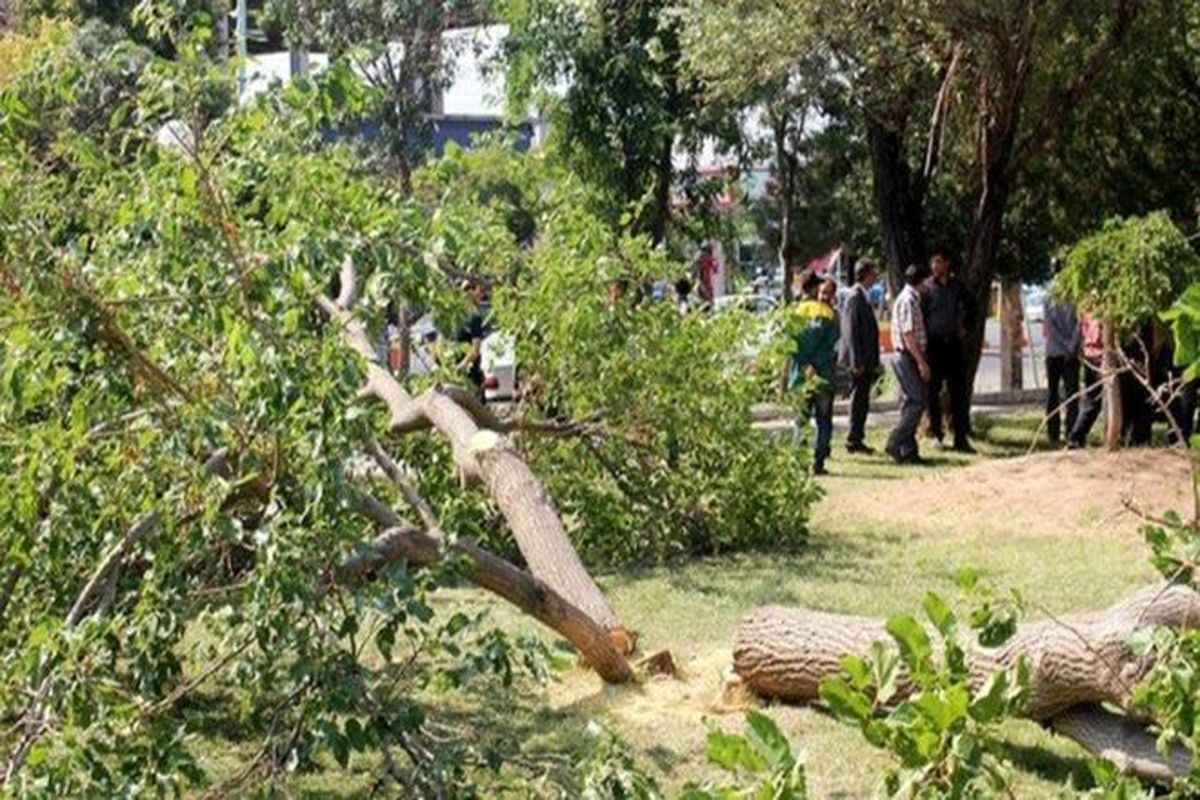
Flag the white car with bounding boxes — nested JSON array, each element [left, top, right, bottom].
[[481, 333, 516, 402], [713, 293, 779, 315], [1022, 283, 1048, 325]]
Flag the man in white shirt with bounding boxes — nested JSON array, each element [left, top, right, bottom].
[[886, 263, 933, 464]]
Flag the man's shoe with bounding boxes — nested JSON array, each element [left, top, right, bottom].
[[952, 441, 977, 454], [846, 442, 875, 455], [813, 463, 829, 476]]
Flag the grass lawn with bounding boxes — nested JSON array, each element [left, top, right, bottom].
[[192, 409, 1194, 797]]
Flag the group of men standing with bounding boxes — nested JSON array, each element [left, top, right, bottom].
[[788, 252, 977, 473]]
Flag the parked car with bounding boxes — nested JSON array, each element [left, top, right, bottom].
[[1022, 283, 1048, 325], [481, 332, 516, 402], [712, 292, 781, 368], [394, 314, 513, 403], [713, 293, 778, 315]]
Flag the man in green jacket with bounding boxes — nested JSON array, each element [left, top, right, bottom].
[[786, 272, 840, 475]]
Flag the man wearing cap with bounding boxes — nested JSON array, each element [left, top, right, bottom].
[[839, 259, 881, 453], [886, 263, 932, 464]]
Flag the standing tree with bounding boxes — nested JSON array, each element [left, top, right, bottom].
[[675, 0, 833, 300], [267, 0, 483, 189], [500, 0, 700, 245], [683, 0, 1158, 386], [1056, 211, 1200, 449]]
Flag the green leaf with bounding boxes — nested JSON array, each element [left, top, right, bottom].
[[886, 614, 933, 678], [819, 678, 873, 724], [969, 671, 1010, 723], [705, 728, 766, 773], [922, 592, 956, 638], [744, 710, 792, 769], [840, 653, 872, 690], [955, 567, 979, 591]]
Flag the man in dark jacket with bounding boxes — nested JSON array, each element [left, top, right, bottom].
[[454, 279, 490, 399], [1043, 258, 1081, 445], [923, 252, 975, 453], [839, 259, 881, 453]]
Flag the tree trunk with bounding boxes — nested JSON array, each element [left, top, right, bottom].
[[999, 279, 1023, 392], [731, 583, 1200, 782], [865, 119, 927, 293], [774, 115, 795, 304], [1051, 705, 1191, 784], [1103, 325, 1124, 449], [961, 141, 1017, 408]]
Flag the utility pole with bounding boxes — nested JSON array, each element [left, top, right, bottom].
[[235, 0, 248, 98], [289, 45, 309, 77], [214, 0, 229, 61]]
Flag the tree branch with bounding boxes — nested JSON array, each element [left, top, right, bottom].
[[341, 497, 631, 683], [4, 511, 163, 785], [1008, 0, 1142, 181], [921, 44, 962, 187], [363, 436, 442, 534]]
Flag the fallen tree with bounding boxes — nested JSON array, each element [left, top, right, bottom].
[[732, 582, 1200, 782], [318, 266, 633, 656]]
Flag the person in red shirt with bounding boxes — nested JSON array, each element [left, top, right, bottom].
[[696, 244, 717, 303], [1067, 313, 1105, 448]]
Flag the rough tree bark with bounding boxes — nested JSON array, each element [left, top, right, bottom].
[[773, 113, 795, 304], [958, 0, 1142, 396], [1102, 326, 1124, 450], [732, 583, 1200, 782], [866, 119, 928, 294], [319, 292, 630, 647]]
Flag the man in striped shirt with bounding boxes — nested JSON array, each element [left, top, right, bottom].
[[886, 263, 932, 464]]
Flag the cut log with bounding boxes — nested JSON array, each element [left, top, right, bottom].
[[321, 297, 626, 640], [733, 583, 1200, 782], [734, 583, 1200, 719]]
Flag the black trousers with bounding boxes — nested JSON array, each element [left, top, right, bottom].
[[1169, 377, 1197, 445], [1119, 369, 1153, 446], [927, 335, 970, 445], [1045, 355, 1080, 443], [846, 370, 877, 447], [1069, 358, 1103, 446]]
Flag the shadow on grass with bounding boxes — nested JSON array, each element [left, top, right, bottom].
[[999, 739, 1096, 791], [971, 411, 1061, 457], [176, 687, 261, 744], [427, 676, 671, 793], [605, 531, 880, 608]]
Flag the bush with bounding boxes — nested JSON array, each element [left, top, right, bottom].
[[1057, 211, 1200, 336], [410, 144, 818, 565]]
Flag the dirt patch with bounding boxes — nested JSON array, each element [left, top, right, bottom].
[[848, 448, 1193, 539]]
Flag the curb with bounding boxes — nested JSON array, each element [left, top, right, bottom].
[[752, 388, 1045, 422]]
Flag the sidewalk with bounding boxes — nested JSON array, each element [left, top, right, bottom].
[[752, 389, 1045, 435]]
